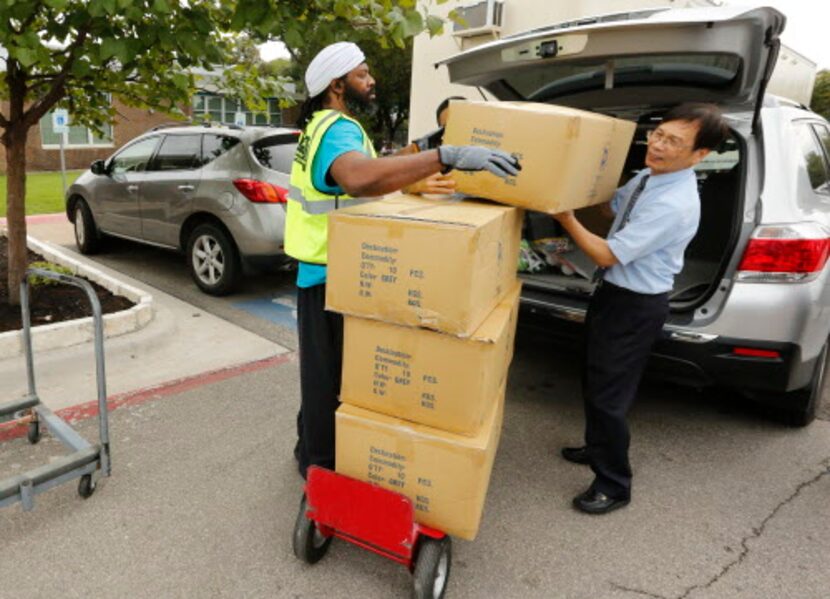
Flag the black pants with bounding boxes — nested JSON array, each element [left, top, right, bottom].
[[582, 281, 669, 499], [295, 283, 343, 478]]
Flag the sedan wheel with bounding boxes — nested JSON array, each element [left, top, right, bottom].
[[186, 223, 240, 296], [72, 199, 102, 254]]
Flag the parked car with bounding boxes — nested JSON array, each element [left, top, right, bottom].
[[440, 6, 830, 425], [66, 123, 299, 295]]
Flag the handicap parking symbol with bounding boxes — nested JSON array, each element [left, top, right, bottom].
[[233, 291, 297, 330]]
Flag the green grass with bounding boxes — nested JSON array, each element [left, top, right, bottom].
[[0, 170, 83, 217]]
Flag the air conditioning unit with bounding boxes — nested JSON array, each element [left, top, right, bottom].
[[452, 0, 504, 38]]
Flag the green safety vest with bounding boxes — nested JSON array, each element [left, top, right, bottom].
[[285, 109, 377, 264]]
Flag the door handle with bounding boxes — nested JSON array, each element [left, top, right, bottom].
[[126, 184, 139, 192], [178, 184, 195, 192]]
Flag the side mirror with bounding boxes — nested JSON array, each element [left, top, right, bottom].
[[90, 159, 107, 176]]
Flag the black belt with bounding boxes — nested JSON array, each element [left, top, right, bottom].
[[594, 279, 669, 299]]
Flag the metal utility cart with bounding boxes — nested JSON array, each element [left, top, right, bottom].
[[294, 466, 452, 599], [0, 268, 111, 511]]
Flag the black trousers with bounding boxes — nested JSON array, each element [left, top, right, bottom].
[[295, 283, 343, 478], [582, 281, 669, 499]]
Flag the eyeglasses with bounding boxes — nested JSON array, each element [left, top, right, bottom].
[[646, 129, 692, 151]]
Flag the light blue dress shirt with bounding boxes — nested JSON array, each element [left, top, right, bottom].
[[604, 168, 700, 294], [296, 118, 368, 288]]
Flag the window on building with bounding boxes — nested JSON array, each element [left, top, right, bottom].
[[192, 93, 283, 126], [40, 110, 114, 148]]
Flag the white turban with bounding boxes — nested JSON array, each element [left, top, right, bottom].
[[304, 42, 366, 98]]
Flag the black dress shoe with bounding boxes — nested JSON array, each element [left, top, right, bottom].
[[572, 488, 630, 515], [561, 446, 591, 465]]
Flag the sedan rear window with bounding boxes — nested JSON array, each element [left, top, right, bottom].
[[151, 134, 202, 171], [796, 124, 830, 192], [202, 134, 241, 166], [251, 134, 299, 173]]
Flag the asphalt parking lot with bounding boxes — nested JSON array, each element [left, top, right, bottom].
[[1, 218, 828, 598]]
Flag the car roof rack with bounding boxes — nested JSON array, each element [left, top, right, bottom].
[[148, 121, 193, 132], [147, 120, 250, 133]]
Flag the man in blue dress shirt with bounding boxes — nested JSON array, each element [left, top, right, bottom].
[[554, 103, 729, 514]]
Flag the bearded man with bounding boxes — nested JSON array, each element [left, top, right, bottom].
[[286, 42, 521, 478]]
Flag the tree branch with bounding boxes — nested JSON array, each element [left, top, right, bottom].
[[22, 25, 90, 128]]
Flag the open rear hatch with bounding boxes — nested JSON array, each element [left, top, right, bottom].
[[438, 5, 785, 126], [438, 6, 784, 314]]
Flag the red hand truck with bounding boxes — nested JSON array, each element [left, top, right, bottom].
[[293, 466, 452, 598]]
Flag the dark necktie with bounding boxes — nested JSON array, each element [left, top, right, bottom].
[[592, 174, 650, 284]]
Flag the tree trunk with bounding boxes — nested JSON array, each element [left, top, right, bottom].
[[5, 126, 28, 307]]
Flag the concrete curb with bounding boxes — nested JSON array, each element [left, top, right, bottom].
[[0, 235, 154, 359]]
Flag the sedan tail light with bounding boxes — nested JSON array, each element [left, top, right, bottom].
[[736, 223, 830, 283], [233, 179, 288, 203]]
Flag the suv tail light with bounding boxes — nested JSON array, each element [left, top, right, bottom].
[[233, 179, 288, 203], [736, 223, 830, 283]]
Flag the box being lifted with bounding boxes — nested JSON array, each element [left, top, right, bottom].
[[443, 100, 636, 214]]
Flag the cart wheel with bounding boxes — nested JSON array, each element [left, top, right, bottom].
[[412, 536, 452, 599], [293, 495, 331, 564], [78, 474, 96, 499], [27, 421, 41, 444]]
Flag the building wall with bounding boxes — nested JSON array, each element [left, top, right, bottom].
[[0, 101, 301, 175], [0, 100, 185, 174], [768, 45, 817, 106], [408, 0, 817, 137]]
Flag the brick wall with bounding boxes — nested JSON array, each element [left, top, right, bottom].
[[0, 100, 300, 175], [0, 100, 188, 174]]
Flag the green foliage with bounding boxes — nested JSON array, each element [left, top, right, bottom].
[[0, 1, 445, 137], [811, 70, 830, 122], [27, 261, 73, 287]]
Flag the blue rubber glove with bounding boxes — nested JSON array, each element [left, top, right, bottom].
[[438, 145, 521, 179]]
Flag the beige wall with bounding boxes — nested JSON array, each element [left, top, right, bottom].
[[408, 0, 817, 138], [768, 46, 817, 106]]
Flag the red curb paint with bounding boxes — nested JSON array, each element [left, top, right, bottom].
[[0, 352, 296, 443], [0, 212, 68, 226]]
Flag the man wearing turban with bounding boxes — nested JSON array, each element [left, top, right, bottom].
[[286, 41, 521, 479]]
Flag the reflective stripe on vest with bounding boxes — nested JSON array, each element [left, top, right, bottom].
[[284, 109, 377, 264]]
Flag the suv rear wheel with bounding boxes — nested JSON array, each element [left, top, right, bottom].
[[774, 341, 828, 427], [186, 223, 240, 296]]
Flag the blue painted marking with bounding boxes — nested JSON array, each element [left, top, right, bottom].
[[233, 291, 298, 329]]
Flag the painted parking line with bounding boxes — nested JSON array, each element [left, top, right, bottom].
[[0, 352, 296, 443], [232, 291, 298, 329]]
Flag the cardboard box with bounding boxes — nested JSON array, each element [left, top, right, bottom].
[[326, 193, 522, 337], [443, 101, 636, 214], [335, 386, 505, 540], [340, 283, 520, 435]]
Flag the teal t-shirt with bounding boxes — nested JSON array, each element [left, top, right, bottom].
[[296, 118, 367, 288]]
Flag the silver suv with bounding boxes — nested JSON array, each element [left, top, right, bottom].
[[441, 6, 830, 425], [66, 124, 299, 295]]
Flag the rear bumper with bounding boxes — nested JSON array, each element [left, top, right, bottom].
[[518, 297, 817, 394]]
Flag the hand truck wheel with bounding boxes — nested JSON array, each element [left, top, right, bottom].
[[27, 420, 41, 444], [412, 536, 451, 599], [78, 474, 96, 499], [293, 495, 332, 564]]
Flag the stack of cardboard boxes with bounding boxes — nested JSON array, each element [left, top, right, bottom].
[[326, 194, 522, 540], [325, 101, 636, 540]]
